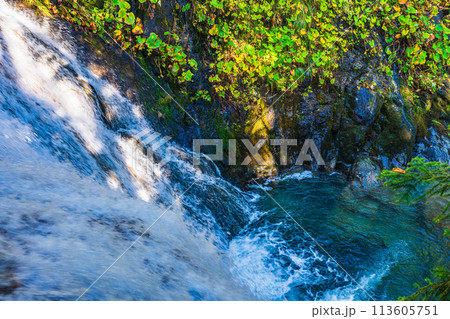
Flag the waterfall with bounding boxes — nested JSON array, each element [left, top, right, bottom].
[[1, 0, 444, 302], [0, 0, 253, 300]]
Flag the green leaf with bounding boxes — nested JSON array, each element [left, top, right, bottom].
[[386, 67, 394, 77], [433, 54, 440, 63], [406, 7, 417, 14], [211, 0, 220, 8], [118, 8, 127, 19], [418, 51, 427, 64], [182, 4, 191, 12], [118, 1, 131, 10], [125, 12, 135, 25], [183, 70, 193, 81], [188, 59, 198, 69], [137, 36, 145, 44], [146, 33, 161, 49]]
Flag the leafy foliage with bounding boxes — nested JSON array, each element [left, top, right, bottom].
[[193, 0, 347, 106], [379, 0, 450, 91], [33, 0, 197, 84], [192, 0, 450, 106], [25, 0, 450, 109], [380, 157, 450, 301], [381, 157, 450, 223], [399, 266, 449, 301]]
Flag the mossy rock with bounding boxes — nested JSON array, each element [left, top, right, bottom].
[[371, 103, 413, 158]]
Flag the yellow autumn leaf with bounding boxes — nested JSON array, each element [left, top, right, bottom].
[[132, 17, 143, 34], [392, 168, 406, 174], [209, 24, 218, 36]]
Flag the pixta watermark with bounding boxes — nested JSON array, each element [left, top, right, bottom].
[[132, 129, 325, 171], [132, 129, 172, 173], [193, 138, 325, 167]]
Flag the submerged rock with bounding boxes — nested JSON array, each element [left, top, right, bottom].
[[351, 157, 382, 187]]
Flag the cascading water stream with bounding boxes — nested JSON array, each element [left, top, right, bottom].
[[0, 0, 448, 301]]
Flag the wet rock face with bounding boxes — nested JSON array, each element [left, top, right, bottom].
[[349, 87, 381, 126], [351, 157, 381, 187], [414, 128, 450, 164], [271, 43, 424, 186], [295, 93, 334, 165], [349, 127, 450, 188], [330, 85, 383, 165]]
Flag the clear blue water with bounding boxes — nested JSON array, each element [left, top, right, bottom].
[[230, 173, 449, 300]]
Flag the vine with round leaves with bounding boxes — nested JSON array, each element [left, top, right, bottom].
[[26, 0, 450, 107], [43, 0, 197, 83]]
